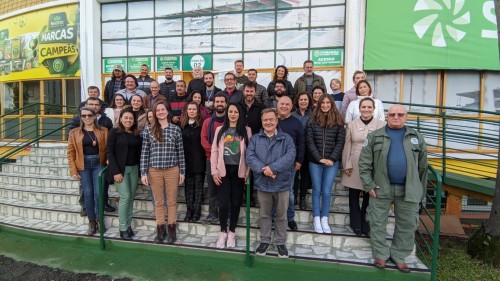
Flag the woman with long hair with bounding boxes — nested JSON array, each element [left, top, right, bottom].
[[306, 94, 345, 234], [140, 101, 185, 244], [187, 90, 211, 121], [106, 107, 141, 240], [342, 97, 385, 236], [180, 102, 206, 222], [211, 103, 251, 249], [345, 80, 385, 123], [267, 65, 296, 99], [291, 92, 313, 210], [104, 93, 128, 127], [67, 107, 108, 236], [130, 94, 148, 131]]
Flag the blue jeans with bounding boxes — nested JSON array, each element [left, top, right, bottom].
[[309, 161, 339, 217], [79, 155, 103, 219]]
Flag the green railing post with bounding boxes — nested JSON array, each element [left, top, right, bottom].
[[98, 167, 107, 251], [441, 112, 447, 180], [430, 166, 443, 281], [245, 178, 252, 267], [35, 109, 40, 148]]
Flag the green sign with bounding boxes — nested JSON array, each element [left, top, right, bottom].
[[182, 54, 212, 71], [156, 55, 180, 71], [103, 58, 127, 73], [364, 0, 500, 70], [128, 57, 152, 73], [311, 48, 343, 66]]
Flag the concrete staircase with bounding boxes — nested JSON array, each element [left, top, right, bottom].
[[0, 146, 428, 271]]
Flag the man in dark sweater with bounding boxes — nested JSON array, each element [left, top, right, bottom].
[[103, 64, 126, 104], [78, 86, 108, 113], [137, 64, 155, 95], [277, 96, 305, 231], [168, 80, 189, 125], [160, 67, 176, 99], [187, 66, 205, 94], [219, 72, 243, 104]]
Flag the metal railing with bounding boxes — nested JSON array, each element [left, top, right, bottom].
[[0, 103, 77, 165]]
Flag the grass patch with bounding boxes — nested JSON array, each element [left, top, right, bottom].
[[418, 232, 500, 281]]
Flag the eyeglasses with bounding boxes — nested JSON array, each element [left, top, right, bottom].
[[388, 113, 406, 118], [81, 114, 95, 118]]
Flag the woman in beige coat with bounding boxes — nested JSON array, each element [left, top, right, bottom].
[[341, 97, 385, 236]]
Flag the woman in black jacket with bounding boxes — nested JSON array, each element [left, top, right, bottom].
[[180, 102, 206, 222], [306, 94, 345, 234], [106, 107, 141, 240]]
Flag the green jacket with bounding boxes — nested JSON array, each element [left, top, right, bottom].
[[359, 125, 428, 203]]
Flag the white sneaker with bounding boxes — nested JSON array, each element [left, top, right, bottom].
[[313, 216, 323, 233], [216, 232, 227, 249], [226, 231, 236, 248], [321, 216, 331, 233]]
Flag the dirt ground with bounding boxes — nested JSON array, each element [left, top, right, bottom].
[[0, 255, 132, 281]]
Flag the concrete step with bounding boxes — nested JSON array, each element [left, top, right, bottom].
[[30, 146, 68, 156], [1, 163, 70, 177], [0, 172, 78, 189], [17, 154, 68, 165], [0, 208, 427, 271]]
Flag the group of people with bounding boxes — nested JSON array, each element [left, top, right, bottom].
[[67, 60, 428, 271]]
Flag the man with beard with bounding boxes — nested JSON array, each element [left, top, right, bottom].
[[187, 66, 206, 95], [267, 80, 287, 108], [234, 59, 249, 90], [160, 67, 176, 99], [201, 92, 228, 224], [104, 64, 126, 103], [201, 71, 222, 109], [137, 64, 155, 95], [294, 60, 326, 95], [169, 80, 189, 125], [276, 96, 305, 231], [247, 69, 269, 105]]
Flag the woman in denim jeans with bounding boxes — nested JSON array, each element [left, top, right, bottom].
[[68, 107, 108, 236], [305, 94, 345, 234]]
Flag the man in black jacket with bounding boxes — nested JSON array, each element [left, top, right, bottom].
[[69, 97, 115, 215], [78, 86, 108, 112], [103, 64, 126, 104], [160, 67, 176, 99]]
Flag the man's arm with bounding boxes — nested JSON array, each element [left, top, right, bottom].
[[245, 136, 265, 173], [268, 136, 296, 173]]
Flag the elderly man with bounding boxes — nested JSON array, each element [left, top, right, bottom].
[[187, 66, 205, 94], [359, 104, 427, 273], [219, 72, 243, 104], [144, 81, 167, 110], [293, 60, 326, 95], [247, 108, 296, 258]]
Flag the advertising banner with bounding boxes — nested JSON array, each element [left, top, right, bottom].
[[0, 4, 80, 82], [182, 54, 213, 71], [156, 56, 181, 71], [102, 58, 127, 73], [364, 0, 500, 70], [128, 57, 152, 73], [311, 48, 343, 67]]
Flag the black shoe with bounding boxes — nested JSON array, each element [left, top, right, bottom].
[[255, 243, 270, 256], [127, 226, 135, 237], [362, 230, 370, 237], [80, 207, 87, 217], [277, 244, 289, 258], [203, 215, 218, 224], [154, 225, 166, 244], [288, 221, 298, 231], [103, 203, 115, 212], [120, 231, 132, 240], [87, 219, 97, 236], [166, 224, 177, 244], [353, 228, 362, 236]]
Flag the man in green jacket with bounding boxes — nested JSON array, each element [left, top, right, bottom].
[[359, 104, 427, 273]]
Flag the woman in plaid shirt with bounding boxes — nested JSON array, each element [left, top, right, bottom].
[[140, 101, 186, 244]]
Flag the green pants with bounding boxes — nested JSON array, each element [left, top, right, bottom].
[[367, 184, 419, 263], [115, 165, 139, 231]]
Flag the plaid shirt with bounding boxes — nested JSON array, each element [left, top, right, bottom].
[[140, 124, 186, 176]]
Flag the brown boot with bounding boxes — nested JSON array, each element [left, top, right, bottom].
[[166, 224, 177, 244], [154, 225, 166, 244], [87, 219, 97, 236]]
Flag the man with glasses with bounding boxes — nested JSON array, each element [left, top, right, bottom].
[[267, 80, 287, 108], [104, 64, 126, 104], [359, 104, 427, 273], [219, 72, 243, 104]]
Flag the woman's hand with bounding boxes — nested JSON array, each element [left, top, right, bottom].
[[71, 174, 81, 180], [213, 173, 222, 186], [320, 159, 334, 167], [344, 168, 352, 176], [114, 174, 124, 183], [141, 175, 149, 186], [179, 174, 185, 184]]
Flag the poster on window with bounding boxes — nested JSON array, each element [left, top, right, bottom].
[[0, 4, 80, 82]]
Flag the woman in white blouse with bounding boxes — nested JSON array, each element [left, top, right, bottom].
[[344, 80, 385, 123]]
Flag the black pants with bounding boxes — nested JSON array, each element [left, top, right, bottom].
[[294, 158, 311, 198], [349, 188, 370, 232], [185, 173, 205, 215], [218, 165, 244, 232]]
